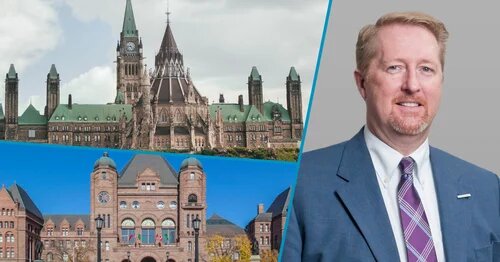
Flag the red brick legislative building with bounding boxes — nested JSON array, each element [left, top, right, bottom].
[[0, 184, 44, 261]]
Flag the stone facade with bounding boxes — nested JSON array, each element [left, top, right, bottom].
[[40, 153, 208, 262], [0, 184, 44, 261], [246, 187, 290, 254], [0, 0, 303, 153]]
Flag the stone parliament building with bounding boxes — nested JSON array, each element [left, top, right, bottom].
[[0, 152, 288, 262], [0, 0, 304, 152]]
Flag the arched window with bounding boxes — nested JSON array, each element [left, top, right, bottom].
[[0, 234, 2, 243], [121, 219, 135, 244], [188, 241, 192, 252], [161, 219, 176, 245], [47, 253, 53, 262], [141, 219, 155, 245], [160, 110, 168, 123], [188, 194, 198, 203]]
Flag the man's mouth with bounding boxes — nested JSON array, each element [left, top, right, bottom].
[[396, 102, 421, 107]]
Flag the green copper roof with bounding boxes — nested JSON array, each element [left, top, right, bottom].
[[94, 152, 117, 169], [289, 66, 299, 81], [180, 157, 203, 170], [209, 101, 290, 123], [48, 64, 58, 79], [0, 103, 4, 120], [19, 104, 47, 125], [122, 0, 138, 37], [115, 90, 125, 104], [249, 66, 261, 81], [49, 104, 132, 123], [7, 64, 17, 79]]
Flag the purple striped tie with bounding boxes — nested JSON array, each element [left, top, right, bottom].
[[398, 157, 437, 262]]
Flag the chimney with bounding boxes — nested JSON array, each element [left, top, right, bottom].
[[257, 203, 264, 214], [68, 94, 72, 109], [219, 94, 225, 103], [238, 95, 244, 112]]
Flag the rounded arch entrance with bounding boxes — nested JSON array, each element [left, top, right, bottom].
[[141, 257, 156, 262]]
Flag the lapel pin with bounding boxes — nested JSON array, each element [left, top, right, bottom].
[[457, 193, 471, 199]]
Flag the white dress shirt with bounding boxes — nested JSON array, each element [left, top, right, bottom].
[[364, 127, 445, 262]]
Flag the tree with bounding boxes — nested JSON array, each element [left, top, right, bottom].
[[49, 240, 95, 262], [207, 234, 252, 262], [260, 249, 278, 262]]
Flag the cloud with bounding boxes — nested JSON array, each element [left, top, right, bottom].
[[0, 0, 62, 73], [61, 66, 116, 105]]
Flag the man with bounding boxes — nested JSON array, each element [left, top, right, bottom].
[[282, 12, 499, 261]]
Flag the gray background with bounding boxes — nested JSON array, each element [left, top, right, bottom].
[[304, 0, 500, 174]]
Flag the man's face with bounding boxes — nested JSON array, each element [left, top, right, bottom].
[[356, 24, 443, 140]]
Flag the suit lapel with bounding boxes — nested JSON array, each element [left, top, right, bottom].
[[430, 148, 471, 262], [335, 129, 399, 261]]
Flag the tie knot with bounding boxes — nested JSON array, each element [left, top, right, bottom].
[[399, 156, 415, 178]]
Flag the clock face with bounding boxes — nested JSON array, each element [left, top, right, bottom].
[[98, 191, 110, 204], [126, 42, 136, 51]]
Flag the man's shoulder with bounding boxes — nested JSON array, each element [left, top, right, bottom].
[[430, 146, 498, 183], [296, 140, 351, 189]]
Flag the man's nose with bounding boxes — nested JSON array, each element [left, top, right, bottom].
[[402, 69, 420, 93]]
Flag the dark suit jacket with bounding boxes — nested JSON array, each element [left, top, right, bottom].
[[282, 129, 500, 261]]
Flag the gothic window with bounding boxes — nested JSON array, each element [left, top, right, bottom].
[[105, 241, 110, 251], [121, 219, 135, 244], [161, 219, 176, 245], [188, 194, 198, 203], [132, 201, 140, 209], [77, 227, 83, 236], [141, 219, 155, 245], [188, 241, 192, 252], [119, 201, 127, 209], [160, 110, 168, 123], [190, 172, 195, 180], [47, 253, 53, 262]]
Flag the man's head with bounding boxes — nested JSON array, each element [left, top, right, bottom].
[[354, 12, 449, 152]]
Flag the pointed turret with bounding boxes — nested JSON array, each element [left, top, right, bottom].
[[122, 0, 138, 37], [46, 64, 60, 118], [7, 64, 17, 79], [5, 64, 19, 137], [250, 66, 261, 81], [286, 66, 303, 139], [48, 64, 59, 79], [155, 22, 183, 67], [288, 66, 299, 81], [248, 66, 263, 113]]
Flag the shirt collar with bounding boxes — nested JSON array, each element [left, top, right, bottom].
[[364, 126, 430, 184]]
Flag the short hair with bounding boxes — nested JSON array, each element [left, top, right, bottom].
[[356, 11, 449, 74]]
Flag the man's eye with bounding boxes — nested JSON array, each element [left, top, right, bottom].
[[421, 66, 435, 73], [386, 65, 402, 73]]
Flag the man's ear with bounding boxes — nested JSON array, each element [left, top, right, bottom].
[[354, 70, 367, 101]]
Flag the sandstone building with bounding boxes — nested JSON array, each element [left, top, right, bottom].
[[1, 0, 304, 152]]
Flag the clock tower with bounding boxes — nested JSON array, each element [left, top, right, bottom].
[[117, 0, 144, 105], [90, 152, 119, 241]]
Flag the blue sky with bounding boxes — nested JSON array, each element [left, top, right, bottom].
[[0, 0, 327, 119], [0, 141, 298, 228]]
